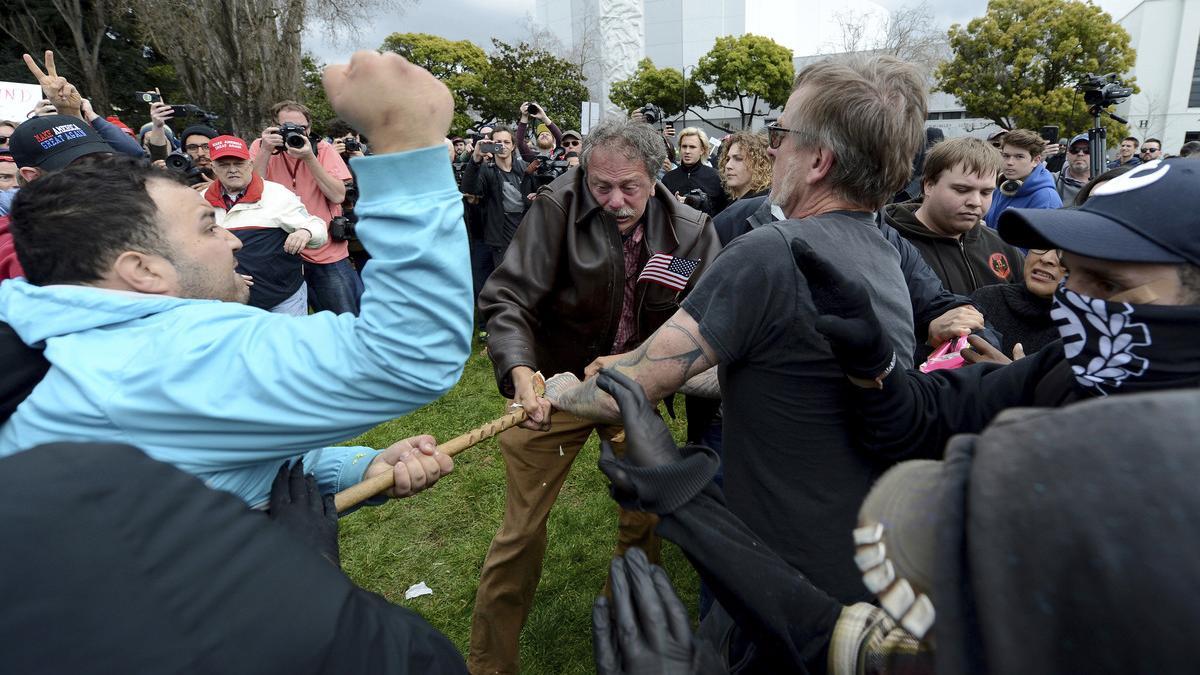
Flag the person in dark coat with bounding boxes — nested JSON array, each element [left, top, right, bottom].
[[1, 442, 467, 675], [971, 247, 1065, 357]]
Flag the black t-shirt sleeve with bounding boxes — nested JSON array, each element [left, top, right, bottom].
[[680, 230, 791, 364]]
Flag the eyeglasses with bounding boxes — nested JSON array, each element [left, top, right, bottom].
[[563, 140, 581, 147], [766, 122, 806, 149], [185, 143, 210, 152], [1141, 147, 1160, 153], [1068, 147, 1089, 155]]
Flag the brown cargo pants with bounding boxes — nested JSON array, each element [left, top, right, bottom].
[[466, 409, 661, 674]]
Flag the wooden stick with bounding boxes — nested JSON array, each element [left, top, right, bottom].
[[334, 373, 546, 513]]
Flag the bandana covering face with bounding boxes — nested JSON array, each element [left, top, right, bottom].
[[1051, 285, 1200, 396]]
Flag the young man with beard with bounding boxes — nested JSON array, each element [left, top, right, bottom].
[[469, 115, 720, 674], [0, 50, 474, 508], [885, 136, 1024, 296]]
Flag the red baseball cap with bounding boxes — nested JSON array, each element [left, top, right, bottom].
[[209, 135, 250, 160]]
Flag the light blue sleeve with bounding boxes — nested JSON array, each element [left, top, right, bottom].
[[302, 445, 381, 495], [103, 145, 474, 471], [90, 117, 147, 158]]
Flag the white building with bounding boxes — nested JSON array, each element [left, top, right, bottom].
[[534, 0, 889, 124], [1117, 0, 1200, 153]]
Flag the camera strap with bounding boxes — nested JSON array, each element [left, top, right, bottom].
[[280, 155, 302, 190]]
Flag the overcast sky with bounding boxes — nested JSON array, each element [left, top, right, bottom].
[[304, 0, 1145, 64]]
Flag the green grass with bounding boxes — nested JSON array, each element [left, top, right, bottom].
[[338, 343, 699, 674]]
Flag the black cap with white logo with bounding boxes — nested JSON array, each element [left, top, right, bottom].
[[999, 158, 1200, 267]]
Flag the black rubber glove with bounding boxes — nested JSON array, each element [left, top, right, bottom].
[[595, 369, 718, 513], [267, 460, 340, 566], [593, 547, 697, 675], [790, 238, 896, 381]]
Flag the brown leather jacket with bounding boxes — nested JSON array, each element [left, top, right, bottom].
[[479, 166, 721, 398]]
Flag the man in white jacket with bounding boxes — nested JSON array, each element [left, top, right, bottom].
[[205, 135, 328, 314]]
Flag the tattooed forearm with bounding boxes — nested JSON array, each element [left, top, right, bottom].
[[677, 366, 721, 399], [547, 318, 718, 423]]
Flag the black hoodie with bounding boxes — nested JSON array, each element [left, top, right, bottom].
[[884, 201, 1023, 296]]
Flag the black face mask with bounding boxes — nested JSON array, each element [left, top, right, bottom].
[[1051, 285, 1200, 397]]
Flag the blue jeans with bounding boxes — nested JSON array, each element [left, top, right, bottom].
[[269, 281, 308, 316], [305, 258, 364, 316]]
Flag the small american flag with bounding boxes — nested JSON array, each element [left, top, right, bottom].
[[637, 253, 700, 291]]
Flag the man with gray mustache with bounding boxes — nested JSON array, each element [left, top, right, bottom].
[[470, 116, 721, 674]]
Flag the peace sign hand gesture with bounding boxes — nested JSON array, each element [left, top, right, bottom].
[[23, 51, 82, 118]]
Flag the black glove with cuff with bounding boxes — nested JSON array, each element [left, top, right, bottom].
[[791, 238, 896, 382]]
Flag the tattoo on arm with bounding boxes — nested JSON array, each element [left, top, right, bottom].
[[677, 366, 720, 399], [552, 319, 715, 423]]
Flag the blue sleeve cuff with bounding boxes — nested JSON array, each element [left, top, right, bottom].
[[350, 144, 457, 205], [303, 445, 381, 495]]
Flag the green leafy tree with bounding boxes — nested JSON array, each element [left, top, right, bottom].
[[473, 39, 588, 133], [936, 0, 1137, 139], [693, 34, 794, 129], [609, 58, 706, 117], [300, 54, 336, 134], [380, 32, 488, 135]]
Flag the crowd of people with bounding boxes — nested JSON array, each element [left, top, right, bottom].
[[3, 45, 1199, 675]]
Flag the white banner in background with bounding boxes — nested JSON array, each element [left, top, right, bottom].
[[0, 82, 43, 123]]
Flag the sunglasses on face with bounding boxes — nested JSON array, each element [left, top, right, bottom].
[[563, 140, 581, 147], [766, 122, 807, 149], [1068, 147, 1089, 155]]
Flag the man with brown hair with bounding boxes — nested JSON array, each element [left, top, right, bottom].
[[884, 136, 1024, 295], [549, 53, 928, 608], [983, 128, 1062, 229], [250, 100, 357, 314]]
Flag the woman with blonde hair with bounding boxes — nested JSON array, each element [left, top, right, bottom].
[[718, 131, 772, 202]]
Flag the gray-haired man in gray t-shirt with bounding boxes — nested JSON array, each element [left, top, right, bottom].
[[548, 55, 927, 608]]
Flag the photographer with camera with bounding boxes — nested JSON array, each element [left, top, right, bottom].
[[662, 126, 727, 216], [462, 126, 529, 266], [514, 102, 563, 162], [251, 101, 358, 315]]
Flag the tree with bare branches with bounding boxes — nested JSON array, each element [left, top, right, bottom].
[[128, 0, 412, 136]]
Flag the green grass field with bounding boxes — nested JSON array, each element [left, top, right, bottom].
[[338, 344, 699, 674]]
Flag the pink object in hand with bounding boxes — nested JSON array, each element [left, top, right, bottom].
[[919, 335, 972, 373]]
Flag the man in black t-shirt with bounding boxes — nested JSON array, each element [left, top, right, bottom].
[[548, 54, 929, 605]]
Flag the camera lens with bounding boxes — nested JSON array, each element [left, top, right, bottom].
[[286, 134, 307, 149]]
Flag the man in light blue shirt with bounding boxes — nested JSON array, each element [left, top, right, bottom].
[[0, 51, 474, 507]]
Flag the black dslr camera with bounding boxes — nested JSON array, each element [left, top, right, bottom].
[[530, 153, 570, 189], [343, 138, 361, 153], [1079, 73, 1132, 108], [638, 103, 663, 125], [277, 122, 309, 150], [681, 188, 710, 212], [164, 151, 209, 186]]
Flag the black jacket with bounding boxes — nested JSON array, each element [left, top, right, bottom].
[[662, 162, 727, 216], [970, 283, 1058, 356], [463, 155, 530, 249], [0, 321, 47, 424], [1, 442, 467, 674], [884, 201, 1024, 296]]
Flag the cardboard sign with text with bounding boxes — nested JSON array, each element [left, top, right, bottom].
[[0, 82, 44, 124]]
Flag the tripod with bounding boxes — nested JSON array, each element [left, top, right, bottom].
[[1088, 104, 1128, 179]]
